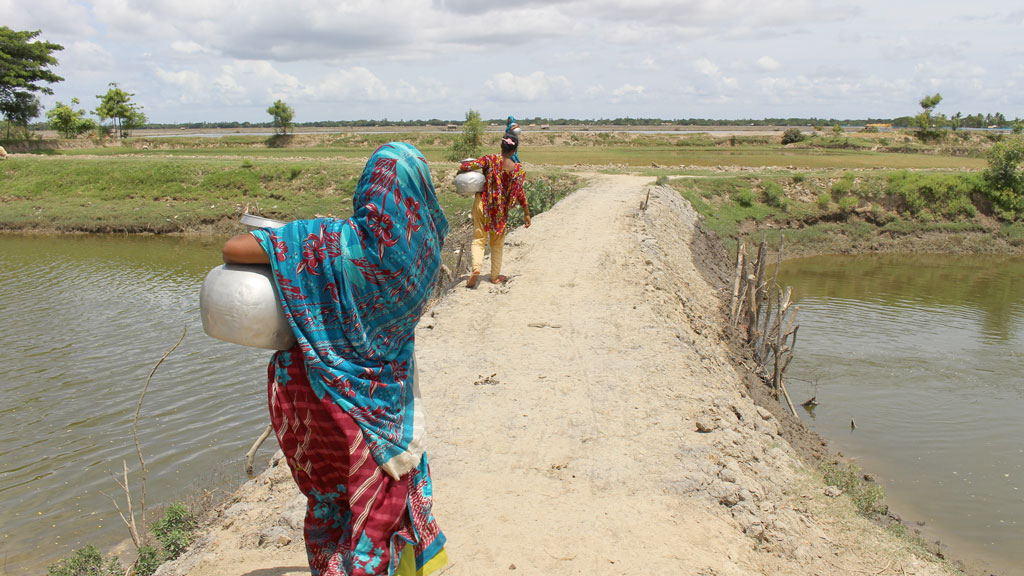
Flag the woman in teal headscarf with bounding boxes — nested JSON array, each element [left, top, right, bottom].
[[505, 115, 521, 163], [222, 142, 448, 576]]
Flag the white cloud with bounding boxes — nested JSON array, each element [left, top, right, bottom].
[[757, 56, 781, 71], [610, 83, 645, 103], [0, 0, 94, 35], [695, 58, 720, 76], [62, 41, 114, 72], [170, 41, 214, 55], [312, 67, 390, 102], [155, 68, 206, 103], [485, 72, 572, 102]]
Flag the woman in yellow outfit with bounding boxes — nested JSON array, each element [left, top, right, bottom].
[[458, 134, 531, 288]]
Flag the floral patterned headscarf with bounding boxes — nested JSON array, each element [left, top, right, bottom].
[[252, 142, 448, 477]]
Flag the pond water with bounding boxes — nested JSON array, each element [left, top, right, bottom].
[[779, 254, 1024, 574], [0, 235, 275, 575]]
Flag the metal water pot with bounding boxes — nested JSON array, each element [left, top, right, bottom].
[[199, 215, 295, 350], [454, 171, 486, 196]]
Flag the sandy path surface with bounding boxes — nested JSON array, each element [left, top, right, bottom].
[[158, 175, 954, 576]]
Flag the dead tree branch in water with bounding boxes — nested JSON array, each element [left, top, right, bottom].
[[105, 327, 187, 552], [730, 237, 800, 417], [246, 424, 274, 475]]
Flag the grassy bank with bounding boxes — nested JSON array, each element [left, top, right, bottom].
[[0, 134, 577, 233], [3, 128, 1022, 259]]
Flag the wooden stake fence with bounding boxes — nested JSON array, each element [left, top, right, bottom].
[[730, 236, 800, 418]]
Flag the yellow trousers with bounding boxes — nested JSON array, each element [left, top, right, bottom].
[[471, 193, 505, 278]]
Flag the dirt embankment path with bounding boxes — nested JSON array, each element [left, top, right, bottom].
[[157, 175, 955, 576]]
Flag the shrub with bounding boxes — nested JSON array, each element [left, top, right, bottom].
[[655, 175, 670, 186], [837, 195, 859, 214], [781, 128, 805, 145], [761, 181, 788, 209], [134, 545, 164, 576], [830, 177, 852, 198], [816, 193, 831, 209], [47, 545, 123, 576], [153, 503, 198, 560], [732, 188, 755, 207], [982, 138, 1024, 219], [791, 173, 806, 184], [445, 109, 485, 161], [862, 125, 879, 133]]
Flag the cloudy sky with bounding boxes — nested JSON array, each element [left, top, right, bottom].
[[4, 0, 1023, 124]]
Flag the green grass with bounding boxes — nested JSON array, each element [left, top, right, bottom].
[[0, 147, 578, 233], [525, 145, 985, 170], [820, 459, 886, 517]]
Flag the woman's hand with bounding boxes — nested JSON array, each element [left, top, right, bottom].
[[524, 214, 532, 228]]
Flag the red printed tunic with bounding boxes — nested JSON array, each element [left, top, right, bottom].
[[460, 154, 527, 236]]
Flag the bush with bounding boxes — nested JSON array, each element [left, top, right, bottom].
[[816, 193, 831, 209], [47, 545, 123, 576], [780, 128, 805, 145], [134, 545, 164, 576], [732, 188, 755, 207], [445, 109, 485, 161], [791, 173, 805, 184], [983, 138, 1024, 219], [830, 177, 852, 198], [153, 503, 198, 560], [887, 171, 985, 218], [761, 181, 788, 209], [837, 195, 859, 214]]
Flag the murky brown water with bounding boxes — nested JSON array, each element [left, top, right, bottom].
[[780, 254, 1024, 575], [0, 234, 275, 575]]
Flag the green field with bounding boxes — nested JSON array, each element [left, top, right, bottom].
[[2, 128, 1021, 256]]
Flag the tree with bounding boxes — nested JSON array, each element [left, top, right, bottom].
[[445, 109, 485, 161], [0, 27, 64, 138], [46, 97, 96, 138], [913, 92, 946, 139], [266, 99, 294, 134], [780, 128, 805, 145], [96, 83, 146, 137], [983, 137, 1024, 218]]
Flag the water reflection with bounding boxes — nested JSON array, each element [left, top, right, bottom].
[[780, 254, 1024, 572], [0, 234, 275, 575]]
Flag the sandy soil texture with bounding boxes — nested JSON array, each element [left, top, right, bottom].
[[156, 174, 956, 576]]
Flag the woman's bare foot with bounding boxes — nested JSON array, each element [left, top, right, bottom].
[[466, 272, 480, 288], [490, 274, 508, 284]]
